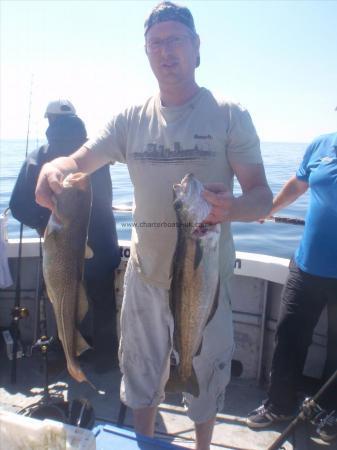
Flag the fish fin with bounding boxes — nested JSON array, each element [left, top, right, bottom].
[[195, 340, 203, 357], [86, 379, 98, 391], [75, 331, 91, 357], [68, 361, 90, 384], [85, 244, 94, 259], [185, 367, 200, 397], [194, 240, 203, 270], [192, 281, 219, 358], [193, 280, 220, 357], [173, 198, 183, 212], [45, 214, 63, 237], [166, 365, 200, 397], [77, 282, 89, 323], [206, 278, 220, 326], [76, 283, 90, 355], [45, 285, 55, 305]]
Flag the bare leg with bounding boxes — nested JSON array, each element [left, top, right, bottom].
[[195, 416, 215, 450], [133, 406, 157, 437]]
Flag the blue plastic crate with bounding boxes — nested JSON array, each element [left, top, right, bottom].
[[94, 424, 186, 449]]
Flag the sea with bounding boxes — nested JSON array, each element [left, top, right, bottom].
[[0, 140, 309, 259]]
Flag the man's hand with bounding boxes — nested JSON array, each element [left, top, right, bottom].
[[202, 183, 234, 225], [35, 146, 106, 211], [257, 215, 272, 224], [35, 162, 64, 210]]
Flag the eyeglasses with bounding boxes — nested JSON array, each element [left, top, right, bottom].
[[145, 34, 193, 53]]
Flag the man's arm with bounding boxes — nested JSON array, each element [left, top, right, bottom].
[[203, 162, 273, 224], [35, 145, 110, 210], [269, 175, 308, 216]]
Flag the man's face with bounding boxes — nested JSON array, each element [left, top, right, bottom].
[[145, 21, 200, 88]]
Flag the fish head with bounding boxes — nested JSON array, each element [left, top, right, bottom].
[[54, 173, 92, 224], [173, 173, 219, 239], [173, 173, 202, 208], [174, 173, 199, 198]]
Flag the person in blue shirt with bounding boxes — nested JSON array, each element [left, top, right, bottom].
[[246, 131, 337, 442]]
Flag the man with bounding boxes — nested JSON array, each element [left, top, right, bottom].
[[35, 3, 272, 449], [10, 99, 120, 373], [246, 130, 337, 443]]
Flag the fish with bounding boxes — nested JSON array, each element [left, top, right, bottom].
[[42, 172, 93, 385], [168, 173, 221, 397]]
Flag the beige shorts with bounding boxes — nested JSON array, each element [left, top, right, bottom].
[[119, 260, 234, 424]]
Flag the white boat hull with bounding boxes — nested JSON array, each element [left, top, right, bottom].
[[2, 238, 327, 382]]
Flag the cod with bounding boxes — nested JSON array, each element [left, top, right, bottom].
[[43, 172, 92, 384], [169, 173, 220, 397]]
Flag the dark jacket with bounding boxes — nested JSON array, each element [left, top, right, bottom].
[[9, 115, 120, 278]]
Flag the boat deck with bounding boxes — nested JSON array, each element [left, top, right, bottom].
[[0, 349, 335, 450]]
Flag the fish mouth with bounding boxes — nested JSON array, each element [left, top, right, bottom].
[[191, 223, 217, 238], [63, 172, 90, 191], [174, 173, 197, 198], [180, 173, 195, 188]]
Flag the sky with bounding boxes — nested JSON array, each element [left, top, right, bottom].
[[1, 0, 337, 143]]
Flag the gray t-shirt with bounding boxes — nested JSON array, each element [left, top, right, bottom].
[[85, 87, 262, 289]]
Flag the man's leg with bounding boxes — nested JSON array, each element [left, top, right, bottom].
[[133, 407, 216, 446], [195, 417, 215, 450], [317, 278, 337, 411], [119, 261, 173, 435], [268, 263, 327, 413], [311, 279, 337, 443], [184, 283, 234, 450], [86, 273, 118, 371], [247, 263, 327, 428], [133, 406, 158, 436]]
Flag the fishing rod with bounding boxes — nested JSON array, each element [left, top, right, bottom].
[[10, 75, 34, 384], [268, 369, 337, 450], [267, 215, 305, 226]]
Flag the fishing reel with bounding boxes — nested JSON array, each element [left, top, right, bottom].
[[300, 397, 325, 423], [11, 306, 29, 322], [32, 335, 54, 355]]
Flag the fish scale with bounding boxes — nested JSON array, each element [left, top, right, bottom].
[[168, 173, 220, 397], [43, 172, 93, 385]]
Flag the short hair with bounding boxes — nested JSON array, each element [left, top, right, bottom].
[[144, 2, 200, 67], [144, 1, 196, 36]]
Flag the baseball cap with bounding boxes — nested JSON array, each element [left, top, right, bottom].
[[44, 99, 76, 118], [144, 1, 196, 35]]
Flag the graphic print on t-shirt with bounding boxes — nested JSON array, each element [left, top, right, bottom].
[[133, 137, 216, 164]]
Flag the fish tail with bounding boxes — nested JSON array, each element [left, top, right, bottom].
[[68, 362, 90, 384], [68, 360, 97, 391], [75, 330, 91, 357], [166, 365, 200, 397], [86, 379, 98, 391]]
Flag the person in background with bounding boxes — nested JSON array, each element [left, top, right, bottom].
[[9, 99, 121, 373], [34, 4, 272, 450], [246, 129, 337, 443]]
